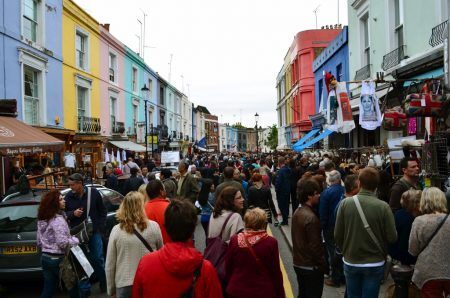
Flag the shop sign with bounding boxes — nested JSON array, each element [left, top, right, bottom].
[[6, 146, 43, 155]]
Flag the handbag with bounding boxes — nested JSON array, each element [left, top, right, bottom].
[[353, 196, 392, 280], [203, 212, 234, 282], [70, 187, 93, 244], [59, 246, 78, 291], [133, 227, 153, 252], [382, 106, 407, 131]]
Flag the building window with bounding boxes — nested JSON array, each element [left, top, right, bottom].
[[336, 64, 343, 82], [23, 0, 38, 42], [76, 30, 88, 70], [394, 0, 404, 48], [148, 78, 153, 94], [110, 96, 117, 132], [130, 101, 138, 135], [77, 86, 88, 118], [109, 52, 117, 83], [361, 13, 370, 66], [23, 66, 39, 125], [159, 87, 164, 105], [132, 67, 138, 93]]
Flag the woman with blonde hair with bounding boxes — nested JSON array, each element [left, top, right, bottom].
[[224, 208, 284, 298], [106, 191, 163, 298], [409, 187, 450, 297], [138, 184, 149, 202]]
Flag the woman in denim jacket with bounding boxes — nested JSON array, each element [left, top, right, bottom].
[[37, 190, 79, 298]]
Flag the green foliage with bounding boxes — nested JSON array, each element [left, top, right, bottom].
[[265, 124, 278, 150], [232, 123, 245, 129]]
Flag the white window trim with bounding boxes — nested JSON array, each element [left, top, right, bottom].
[[19, 48, 47, 126], [21, 0, 46, 48], [355, 0, 369, 70], [132, 65, 139, 94], [385, 0, 404, 51], [75, 75, 92, 117], [108, 49, 118, 85], [75, 27, 90, 72]]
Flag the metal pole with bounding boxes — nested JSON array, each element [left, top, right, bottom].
[[144, 99, 148, 161], [151, 123, 154, 158], [256, 124, 259, 156]]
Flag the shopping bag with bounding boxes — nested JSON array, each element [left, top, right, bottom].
[[70, 245, 94, 278]]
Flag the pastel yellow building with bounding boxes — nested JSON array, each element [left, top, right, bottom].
[[62, 0, 103, 171]]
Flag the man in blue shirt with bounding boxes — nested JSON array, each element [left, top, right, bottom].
[[65, 173, 107, 297], [275, 157, 291, 225], [319, 169, 344, 287]]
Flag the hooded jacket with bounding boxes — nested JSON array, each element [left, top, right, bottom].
[[132, 242, 223, 298]]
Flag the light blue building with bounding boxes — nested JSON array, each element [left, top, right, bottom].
[[226, 126, 238, 151], [312, 26, 350, 148], [0, 0, 63, 127]]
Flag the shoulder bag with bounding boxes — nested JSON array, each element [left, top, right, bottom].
[[181, 261, 203, 298], [418, 213, 449, 255], [353, 195, 392, 280], [70, 187, 93, 244], [204, 212, 234, 282], [133, 227, 153, 252]]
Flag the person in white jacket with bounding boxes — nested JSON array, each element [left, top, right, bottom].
[[105, 191, 163, 298]]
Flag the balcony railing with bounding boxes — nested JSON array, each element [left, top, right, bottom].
[[112, 121, 125, 134], [354, 64, 372, 80], [77, 116, 101, 134], [382, 45, 406, 71], [429, 19, 448, 47]]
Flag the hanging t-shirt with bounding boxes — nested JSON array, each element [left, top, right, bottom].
[[336, 82, 355, 134], [359, 81, 382, 130], [64, 154, 75, 168], [326, 89, 340, 132]]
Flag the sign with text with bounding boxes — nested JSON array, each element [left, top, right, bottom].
[[146, 135, 158, 145], [161, 151, 180, 164]]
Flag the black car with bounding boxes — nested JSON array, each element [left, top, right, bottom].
[[0, 185, 123, 281]]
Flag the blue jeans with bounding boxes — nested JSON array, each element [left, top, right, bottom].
[[344, 264, 384, 298], [41, 255, 79, 298], [79, 232, 106, 294]]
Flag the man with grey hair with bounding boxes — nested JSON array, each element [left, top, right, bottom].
[[319, 169, 345, 287]]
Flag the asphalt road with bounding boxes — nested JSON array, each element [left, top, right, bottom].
[[0, 219, 296, 298]]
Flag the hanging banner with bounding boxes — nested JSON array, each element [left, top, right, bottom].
[[336, 82, 355, 134], [359, 81, 382, 130]]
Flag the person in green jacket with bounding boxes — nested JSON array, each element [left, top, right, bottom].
[[334, 167, 397, 298]]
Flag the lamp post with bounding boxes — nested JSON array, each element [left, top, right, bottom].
[[254, 112, 259, 156], [141, 84, 150, 161]]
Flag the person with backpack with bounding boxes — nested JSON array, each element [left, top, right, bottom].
[[224, 208, 285, 298], [132, 199, 223, 298], [198, 178, 216, 241], [105, 191, 163, 298]]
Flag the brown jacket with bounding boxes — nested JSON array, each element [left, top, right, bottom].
[[291, 204, 327, 273]]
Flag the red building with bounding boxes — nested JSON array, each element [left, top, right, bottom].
[[290, 29, 341, 140]]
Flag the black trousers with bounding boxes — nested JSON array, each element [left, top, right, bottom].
[[294, 266, 324, 298]]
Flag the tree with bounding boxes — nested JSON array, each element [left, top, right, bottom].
[[265, 124, 278, 150]]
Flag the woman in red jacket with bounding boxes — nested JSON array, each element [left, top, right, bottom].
[[132, 199, 223, 298], [224, 208, 285, 298]]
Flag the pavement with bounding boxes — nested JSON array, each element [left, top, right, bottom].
[[270, 187, 393, 298]]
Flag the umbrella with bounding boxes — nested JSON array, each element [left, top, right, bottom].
[[104, 148, 110, 162], [122, 149, 127, 162]]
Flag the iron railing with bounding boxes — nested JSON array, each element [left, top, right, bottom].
[[112, 121, 125, 134], [77, 116, 101, 134], [382, 45, 406, 71], [354, 64, 372, 80], [429, 19, 448, 47]]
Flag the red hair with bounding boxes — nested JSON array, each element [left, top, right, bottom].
[[37, 190, 61, 221]]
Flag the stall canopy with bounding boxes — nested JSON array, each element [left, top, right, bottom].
[[293, 129, 334, 152], [292, 128, 320, 149], [109, 140, 147, 152], [0, 116, 64, 155]]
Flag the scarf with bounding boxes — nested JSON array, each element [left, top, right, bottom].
[[237, 229, 268, 248]]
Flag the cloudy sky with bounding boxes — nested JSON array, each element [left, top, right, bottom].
[[74, 0, 348, 128]]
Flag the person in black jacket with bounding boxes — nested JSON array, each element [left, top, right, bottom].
[[104, 165, 118, 191], [65, 173, 107, 296], [248, 173, 278, 224], [122, 167, 144, 195]]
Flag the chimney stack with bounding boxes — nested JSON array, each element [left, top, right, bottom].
[[102, 23, 110, 31]]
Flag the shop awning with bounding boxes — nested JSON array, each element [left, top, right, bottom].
[[0, 117, 64, 155], [293, 129, 334, 152], [403, 67, 444, 87], [292, 128, 320, 149], [109, 140, 147, 152]]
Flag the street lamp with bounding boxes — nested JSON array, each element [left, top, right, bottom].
[[141, 84, 150, 160], [254, 113, 259, 155]]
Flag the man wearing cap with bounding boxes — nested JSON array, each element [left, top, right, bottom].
[[65, 173, 107, 296]]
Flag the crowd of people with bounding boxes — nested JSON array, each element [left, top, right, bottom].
[[34, 150, 450, 298]]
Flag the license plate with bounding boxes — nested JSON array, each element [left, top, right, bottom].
[[1, 245, 37, 255]]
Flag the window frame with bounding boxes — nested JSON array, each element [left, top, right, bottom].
[[132, 66, 138, 94], [109, 51, 118, 84], [21, 0, 44, 46], [23, 66, 40, 125], [75, 28, 90, 71]]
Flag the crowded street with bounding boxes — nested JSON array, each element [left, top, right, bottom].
[[1, 0, 450, 297]]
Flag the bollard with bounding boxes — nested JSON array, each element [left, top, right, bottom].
[[390, 264, 414, 298]]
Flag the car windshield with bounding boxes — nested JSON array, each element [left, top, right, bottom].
[[0, 204, 38, 233]]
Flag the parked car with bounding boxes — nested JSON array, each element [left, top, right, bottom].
[[0, 185, 123, 281], [151, 166, 178, 180]]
